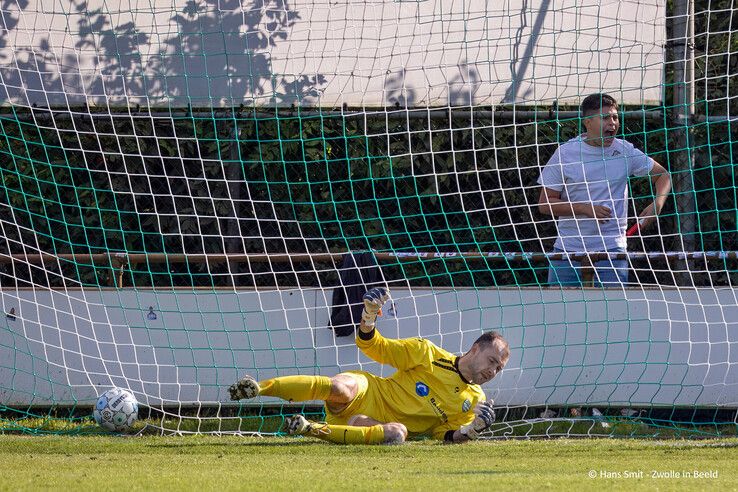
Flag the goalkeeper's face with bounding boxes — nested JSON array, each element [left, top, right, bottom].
[[466, 341, 509, 385]]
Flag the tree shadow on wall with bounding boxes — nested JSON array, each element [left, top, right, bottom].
[[0, 0, 326, 108], [383, 61, 480, 108]]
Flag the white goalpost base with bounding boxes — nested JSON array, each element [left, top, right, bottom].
[[2, 287, 736, 408]]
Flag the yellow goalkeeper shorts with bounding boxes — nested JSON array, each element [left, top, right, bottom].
[[324, 370, 391, 425]]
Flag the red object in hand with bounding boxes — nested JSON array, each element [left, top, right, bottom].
[[627, 219, 645, 237]]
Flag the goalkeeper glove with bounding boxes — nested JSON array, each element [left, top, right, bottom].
[[459, 400, 495, 440], [361, 287, 390, 327]]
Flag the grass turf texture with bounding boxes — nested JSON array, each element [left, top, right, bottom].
[[3, 410, 736, 438], [0, 436, 735, 491]]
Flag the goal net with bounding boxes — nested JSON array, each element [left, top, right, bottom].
[[1, 0, 736, 437]]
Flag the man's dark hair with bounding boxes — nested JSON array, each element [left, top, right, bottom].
[[580, 93, 618, 117], [473, 330, 509, 357]]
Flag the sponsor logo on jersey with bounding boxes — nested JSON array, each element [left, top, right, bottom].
[[415, 382, 429, 397], [462, 399, 471, 412], [612, 150, 621, 156], [430, 397, 448, 423]]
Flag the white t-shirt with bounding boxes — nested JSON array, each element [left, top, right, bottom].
[[537, 136, 653, 252]]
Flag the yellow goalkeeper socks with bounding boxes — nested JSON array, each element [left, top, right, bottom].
[[258, 375, 333, 402], [306, 423, 386, 445]]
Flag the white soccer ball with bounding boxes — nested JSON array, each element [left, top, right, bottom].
[[93, 387, 139, 432]]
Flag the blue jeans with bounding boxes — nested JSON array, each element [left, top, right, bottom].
[[547, 248, 628, 287]]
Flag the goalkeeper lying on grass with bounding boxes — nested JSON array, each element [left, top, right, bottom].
[[229, 287, 509, 444]]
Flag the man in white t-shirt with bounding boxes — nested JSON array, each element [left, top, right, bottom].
[[537, 93, 672, 286]]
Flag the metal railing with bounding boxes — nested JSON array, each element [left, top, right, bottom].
[[0, 251, 733, 288]]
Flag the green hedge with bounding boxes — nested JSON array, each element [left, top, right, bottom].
[[0, 105, 735, 289]]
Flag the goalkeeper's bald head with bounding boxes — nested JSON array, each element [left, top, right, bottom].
[[473, 331, 509, 360]]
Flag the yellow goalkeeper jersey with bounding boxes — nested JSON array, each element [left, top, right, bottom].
[[354, 328, 486, 440]]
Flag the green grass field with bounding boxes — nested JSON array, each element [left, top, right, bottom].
[[1, 435, 736, 491]]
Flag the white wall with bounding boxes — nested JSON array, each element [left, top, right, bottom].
[[0, 1, 664, 108], [1, 286, 735, 409]]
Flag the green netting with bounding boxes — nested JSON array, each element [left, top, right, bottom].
[[1, 1, 737, 438]]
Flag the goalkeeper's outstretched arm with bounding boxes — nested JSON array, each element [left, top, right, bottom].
[[356, 287, 434, 370]]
